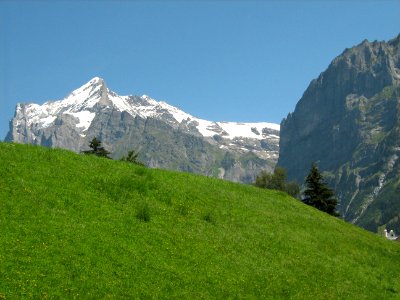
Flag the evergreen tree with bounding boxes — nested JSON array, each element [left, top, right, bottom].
[[120, 150, 144, 166], [303, 164, 339, 216], [82, 137, 111, 159]]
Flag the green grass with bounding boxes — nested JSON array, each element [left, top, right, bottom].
[[1, 142, 400, 299]]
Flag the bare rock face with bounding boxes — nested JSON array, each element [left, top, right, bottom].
[[5, 77, 280, 184], [278, 34, 400, 232]]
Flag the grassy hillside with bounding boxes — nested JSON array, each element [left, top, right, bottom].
[[1, 142, 399, 299]]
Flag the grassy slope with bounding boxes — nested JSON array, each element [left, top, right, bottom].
[[0, 143, 399, 299]]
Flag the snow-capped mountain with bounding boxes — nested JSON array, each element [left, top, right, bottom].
[[6, 77, 279, 183]]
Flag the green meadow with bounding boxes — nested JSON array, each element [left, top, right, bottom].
[[0, 142, 399, 299]]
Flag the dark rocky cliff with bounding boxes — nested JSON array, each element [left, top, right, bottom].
[[278, 34, 400, 232]]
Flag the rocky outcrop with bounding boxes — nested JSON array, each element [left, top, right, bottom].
[[278, 34, 400, 232]]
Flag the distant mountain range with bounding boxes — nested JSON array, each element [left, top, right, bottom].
[[278, 34, 400, 233], [5, 77, 279, 183]]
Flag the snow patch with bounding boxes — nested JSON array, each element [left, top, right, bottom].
[[41, 116, 57, 128], [108, 93, 135, 115], [65, 111, 96, 131]]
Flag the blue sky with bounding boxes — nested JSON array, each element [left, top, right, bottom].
[[1, 1, 399, 139]]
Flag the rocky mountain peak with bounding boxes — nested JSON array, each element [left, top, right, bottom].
[[66, 77, 110, 107], [293, 35, 399, 124], [5, 77, 280, 184], [278, 33, 400, 233]]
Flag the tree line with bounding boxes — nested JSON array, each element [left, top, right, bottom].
[[255, 164, 339, 217]]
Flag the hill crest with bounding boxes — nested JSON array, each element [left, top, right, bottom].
[[1, 142, 399, 298]]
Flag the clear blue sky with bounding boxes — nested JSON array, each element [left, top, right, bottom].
[[1, 1, 399, 139]]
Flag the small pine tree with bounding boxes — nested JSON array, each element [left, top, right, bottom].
[[120, 150, 144, 166], [82, 137, 111, 159], [303, 164, 339, 216]]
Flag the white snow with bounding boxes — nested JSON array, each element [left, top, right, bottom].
[[41, 116, 57, 128], [108, 93, 135, 114], [64, 111, 96, 131], [107, 86, 280, 140], [216, 122, 279, 140], [158, 101, 193, 123], [188, 119, 279, 140], [18, 77, 105, 132], [195, 119, 216, 137], [267, 134, 279, 139]]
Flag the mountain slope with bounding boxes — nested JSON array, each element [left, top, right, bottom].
[[1, 142, 400, 298], [278, 34, 400, 232], [5, 77, 279, 183]]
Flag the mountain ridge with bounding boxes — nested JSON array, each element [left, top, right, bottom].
[[278, 34, 400, 232], [6, 77, 279, 183]]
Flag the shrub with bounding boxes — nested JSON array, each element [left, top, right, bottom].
[[120, 150, 144, 166], [136, 202, 151, 222], [177, 204, 188, 216], [202, 212, 216, 224], [255, 167, 300, 198]]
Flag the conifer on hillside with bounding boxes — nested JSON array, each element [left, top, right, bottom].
[[303, 164, 339, 217], [82, 137, 111, 159]]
